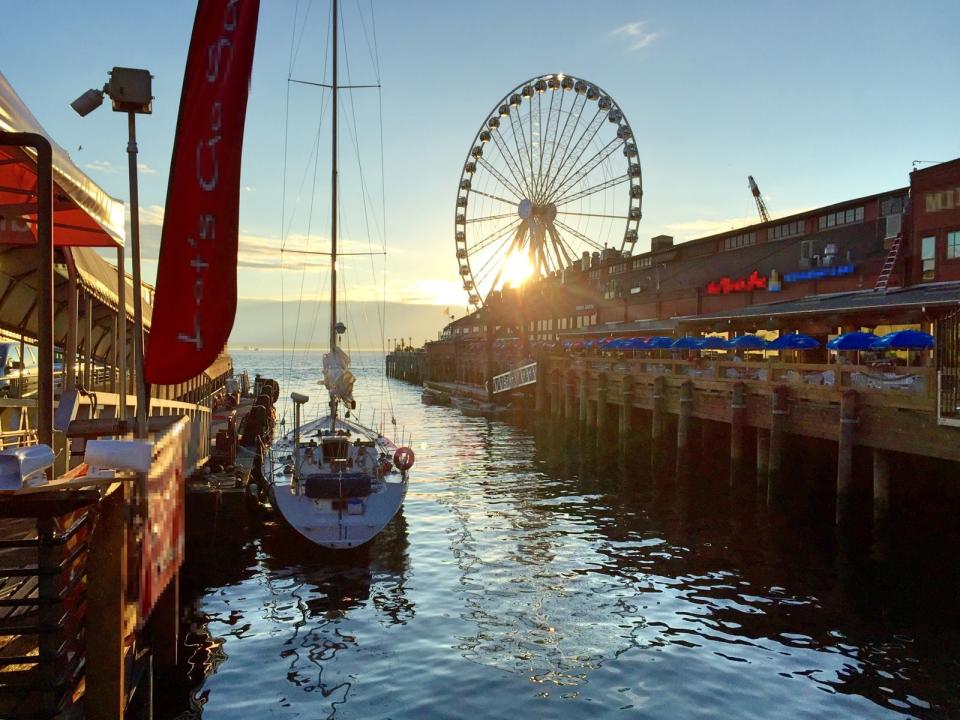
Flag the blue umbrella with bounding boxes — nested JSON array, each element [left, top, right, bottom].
[[671, 336, 703, 351], [620, 337, 645, 350], [827, 331, 879, 351], [767, 333, 821, 350], [729, 334, 767, 350], [870, 329, 935, 351], [645, 336, 675, 350], [606, 338, 627, 349], [562, 340, 574, 349], [697, 336, 731, 350], [598, 336, 616, 349]]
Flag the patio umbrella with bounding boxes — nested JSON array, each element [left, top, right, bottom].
[[729, 334, 767, 351], [827, 331, 879, 351], [869, 330, 935, 350], [623, 337, 648, 350], [697, 336, 731, 350], [645, 336, 675, 350], [767, 333, 821, 350], [670, 336, 703, 351]]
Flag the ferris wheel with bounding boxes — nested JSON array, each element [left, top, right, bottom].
[[455, 73, 642, 309]]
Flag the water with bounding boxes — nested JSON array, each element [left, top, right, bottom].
[[160, 350, 960, 719]]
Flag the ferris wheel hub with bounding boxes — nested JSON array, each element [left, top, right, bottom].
[[517, 199, 557, 223]]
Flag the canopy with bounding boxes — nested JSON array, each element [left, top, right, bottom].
[[671, 336, 703, 351], [0, 72, 125, 248], [767, 333, 821, 350], [697, 336, 731, 350], [729, 334, 767, 350], [870, 329, 935, 351], [827, 331, 879, 351], [645, 336, 675, 350]]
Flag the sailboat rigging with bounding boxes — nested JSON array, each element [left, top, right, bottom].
[[264, 0, 414, 549]]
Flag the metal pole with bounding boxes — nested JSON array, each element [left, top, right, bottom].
[[116, 245, 127, 420], [127, 113, 147, 437], [65, 250, 78, 390]]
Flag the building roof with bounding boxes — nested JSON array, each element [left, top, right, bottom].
[[675, 282, 960, 326]]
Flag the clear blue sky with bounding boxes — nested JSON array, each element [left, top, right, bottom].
[[4, 0, 959, 313]]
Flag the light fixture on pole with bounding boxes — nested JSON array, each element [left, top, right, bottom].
[[71, 67, 153, 438]]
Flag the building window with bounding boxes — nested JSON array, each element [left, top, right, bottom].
[[800, 240, 814, 261], [921, 235, 937, 280], [632, 256, 652, 269], [769, 219, 805, 240], [609, 262, 628, 275], [720, 231, 756, 252], [818, 206, 864, 230], [948, 231, 960, 260]]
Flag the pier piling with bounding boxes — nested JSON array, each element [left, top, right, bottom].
[[565, 371, 577, 422], [651, 375, 666, 471], [836, 390, 859, 525], [756, 429, 770, 485], [767, 385, 788, 502], [619, 376, 634, 441], [596, 373, 609, 434], [579, 371, 589, 427], [730, 382, 746, 482], [873, 448, 891, 527], [677, 380, 693, 472]]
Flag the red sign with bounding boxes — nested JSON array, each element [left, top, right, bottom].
[[145, 0, 261, 385], [138, 420, 187, 626], [706, 270, 767, 295]]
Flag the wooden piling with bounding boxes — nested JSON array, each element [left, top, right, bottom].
[[756, 429, 770, 487], [619, 376, 634, 439], [767, 385, 788, 501], [535, 359, 547, 413], [86, 483, 128, 720], [564, 371, 577, 421], [873, 447, 891, 527], [595, 373, 608, 433], [651, 375, 666, 470], [836, 389, 859, 524], [730, 382, 746, 482], [677, 380, 693, 471], [576, 371, 587, 427]]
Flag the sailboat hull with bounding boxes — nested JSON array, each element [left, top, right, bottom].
[[265, 415, 408, 549]]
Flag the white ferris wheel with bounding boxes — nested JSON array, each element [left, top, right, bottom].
[[455, 73, 643, 309]]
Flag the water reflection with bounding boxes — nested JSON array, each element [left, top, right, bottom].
[[167, 511, 412, 719], [163, 352, 960, 719]]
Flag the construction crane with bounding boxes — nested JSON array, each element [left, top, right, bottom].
[[748, 175, 770, 223]]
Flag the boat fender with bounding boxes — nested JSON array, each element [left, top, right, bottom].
[[393, 447, 415, 472]]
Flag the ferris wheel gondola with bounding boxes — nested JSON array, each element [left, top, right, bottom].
[[455, 73, 643, 309]]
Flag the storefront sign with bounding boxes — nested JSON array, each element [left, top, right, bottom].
[[706, 270, 767, 295], [783, 263, 854, 283]]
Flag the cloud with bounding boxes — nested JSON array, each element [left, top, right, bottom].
[[86, 159, 117, 173], [243, 186, 256, 193], [610, 21, 659, 51], [137, 162, 157, 175]]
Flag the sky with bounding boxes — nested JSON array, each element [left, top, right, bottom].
[[3, 0, 959, 343]]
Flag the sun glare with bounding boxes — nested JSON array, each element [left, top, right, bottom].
[[501, 251, 534, 289]]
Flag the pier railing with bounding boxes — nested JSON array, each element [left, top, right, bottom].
[[558, 355, 937, 412]]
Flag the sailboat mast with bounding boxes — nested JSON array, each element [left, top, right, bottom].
[[329, 0, 339, 430]]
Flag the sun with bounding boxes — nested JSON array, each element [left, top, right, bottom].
[[501, 251, 534, 289]]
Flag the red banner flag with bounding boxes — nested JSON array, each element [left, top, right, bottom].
[[145, 0, 260, 384]]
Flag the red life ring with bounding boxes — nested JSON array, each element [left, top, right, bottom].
[[393, 447, 415, 472]]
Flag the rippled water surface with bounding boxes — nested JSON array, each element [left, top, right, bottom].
[[161, 351, 960, 719]]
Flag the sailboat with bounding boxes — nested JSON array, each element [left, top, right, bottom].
[[263, 0, 414, 549]]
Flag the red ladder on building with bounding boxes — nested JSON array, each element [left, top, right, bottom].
[[874, 234, 902, 291]]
